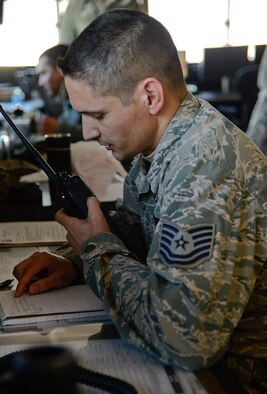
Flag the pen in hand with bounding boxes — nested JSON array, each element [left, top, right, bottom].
[[0, 279, 14, 290]]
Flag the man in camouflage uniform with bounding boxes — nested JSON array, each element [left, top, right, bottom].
[[59, 0, 147, 45], [13, 10, 267, 392], [246, 46, 267, 156]]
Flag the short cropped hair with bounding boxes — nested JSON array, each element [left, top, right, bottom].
[[57, 10, 185, 104], [40, 44, 69, 67]]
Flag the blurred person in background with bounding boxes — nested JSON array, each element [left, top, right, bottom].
[[59, 0, 147, 45], [35, 44, 82, 142], [246, 46, 267, 156]]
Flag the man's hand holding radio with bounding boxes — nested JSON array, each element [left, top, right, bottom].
[[55, 197, 111, 254]]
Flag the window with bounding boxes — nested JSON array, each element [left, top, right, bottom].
[[0, 0, 266, 66], [148, 0, 267, 63], [0, 0, 67, 66]]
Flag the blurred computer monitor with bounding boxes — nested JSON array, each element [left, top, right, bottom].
[[198, 46, 250, 90]]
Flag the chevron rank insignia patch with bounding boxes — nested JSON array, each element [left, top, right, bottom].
[[159, 222, 215, 268]]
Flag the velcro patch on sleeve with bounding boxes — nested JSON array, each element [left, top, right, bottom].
[[159, 222, 215, 268]]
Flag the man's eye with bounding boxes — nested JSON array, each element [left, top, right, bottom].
[[94, 113, 104, 120]]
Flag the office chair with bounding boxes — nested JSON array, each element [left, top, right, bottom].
[[233, 64, 259, 130]]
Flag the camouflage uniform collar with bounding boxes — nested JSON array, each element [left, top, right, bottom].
[[129, 154, 151, 195], [131, 92, 200, 195], [148, 91, 200, 193]]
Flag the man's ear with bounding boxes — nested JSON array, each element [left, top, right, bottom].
[[142, 78, 164, 115]]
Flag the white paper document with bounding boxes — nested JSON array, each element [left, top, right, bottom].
[[0, 221, 67, 247], [73, 339, 208, 394], [0, 285, 108, 327]]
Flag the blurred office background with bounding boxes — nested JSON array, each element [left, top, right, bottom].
[[0, 0, 266, 131]]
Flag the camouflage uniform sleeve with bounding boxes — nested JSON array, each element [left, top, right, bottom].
[[54, 242, 84, 284], [80, 149, 266, 371], [246, 91, 267, 155]]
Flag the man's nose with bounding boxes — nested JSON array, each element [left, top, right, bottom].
[[82, 118, 101, 141]]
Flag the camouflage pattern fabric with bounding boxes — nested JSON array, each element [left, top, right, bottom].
[[0, 159, 38, 178], [246, 46, 267, 156], [58, 92, 267, 388], [246, 90, 267, 156], [0, 159, 39, 202], [225, 251, 267, 392], [226, 356, 267, 393], [59, 0, 146, 45]]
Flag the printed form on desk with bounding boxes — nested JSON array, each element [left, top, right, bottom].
[[0, 221, 67, 247], [0, 332, 207, 394], [73, 339, 208, 394]]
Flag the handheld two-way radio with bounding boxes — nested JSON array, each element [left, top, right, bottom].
[[0, 104, 96, 219]]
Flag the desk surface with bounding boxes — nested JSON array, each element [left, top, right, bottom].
[[0, 320, 240, 394]]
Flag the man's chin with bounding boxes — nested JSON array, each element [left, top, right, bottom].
[[113, 150, 132, 162]]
